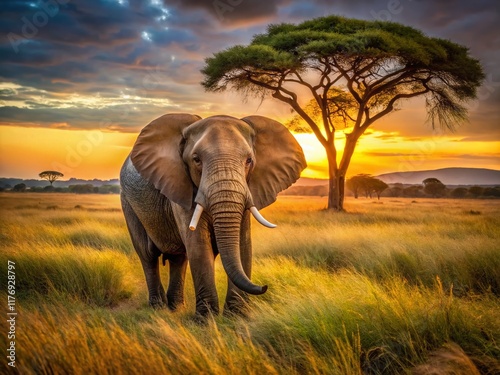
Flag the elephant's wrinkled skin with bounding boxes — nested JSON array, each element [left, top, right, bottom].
[[120, 114, 306, 317]]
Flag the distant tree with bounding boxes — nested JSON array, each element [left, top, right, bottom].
[[387, 186, 403, 197], [362, 179, 374, 199], [483, 187, 500, 197], [69, 184, 95, 194], [422, 177, 441, 185], [201, 15, 484, 211], [468, 186, 484, 198], [423, 178, 446, 197], [39, 170, 64, 186], [371, 179, 389, 200], [403, 185, 423, 197], [451, 187, 468, 198], [13, 183, 26, 192], [347, 174, 388, 199], [98, 185, 121, 194], [346, 174, 371, 198], [43, 185, 55, 192], [387, 183, 404, 197]]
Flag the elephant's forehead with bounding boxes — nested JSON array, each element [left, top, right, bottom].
[[186, 117, 255, 144]]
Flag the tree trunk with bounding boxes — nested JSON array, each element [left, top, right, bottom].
[[331, 132, 360, 211], [324, 132, 360, 212], [326, 152, 345, 211]]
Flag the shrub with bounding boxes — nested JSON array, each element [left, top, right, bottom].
[[468, 186, 484, 197], [0, 246, 133, 306], [452, 187, 468, 198], [13, 183, 26, 192]]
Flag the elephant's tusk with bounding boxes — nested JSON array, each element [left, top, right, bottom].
[[189, 204, 204, 231], [250, 206, 277, 228]]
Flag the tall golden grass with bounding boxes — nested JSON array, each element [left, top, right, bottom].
[[0, 193, 499, 374]]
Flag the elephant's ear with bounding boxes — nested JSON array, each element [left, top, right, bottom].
[[131, 113, 202, 210], [242, 115, 307, 209]]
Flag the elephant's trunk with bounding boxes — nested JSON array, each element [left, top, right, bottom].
[[207, 180, 267, 296]]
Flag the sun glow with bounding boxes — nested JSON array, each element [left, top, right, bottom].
[[0, 126, 137, 180], [1, 124, 498, 181], [294, 130, 500, 180]]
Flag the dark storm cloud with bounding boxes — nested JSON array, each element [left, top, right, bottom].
[[163, 0, 290, 26], [0, 0, 158, 45], [0, 0, 498, 135]]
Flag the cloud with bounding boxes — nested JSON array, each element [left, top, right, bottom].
[[302, 161, 327, 173], [163, 0, 289, 27], [0, 0, 498, 138], [449, 153, 500, 161], [459, 135, 500, 142], [363, 152, 425, 157]]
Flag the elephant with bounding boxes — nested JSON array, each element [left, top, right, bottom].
[[120, 113, 306, 317]]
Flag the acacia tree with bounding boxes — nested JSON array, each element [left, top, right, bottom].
[[423, 177, 446, 197], [39, 170, 64, 186], [346, 174, 371, 198], [201, 15, 484, 211], [347, 174, 388, 199], [371, 179, 389, 200]]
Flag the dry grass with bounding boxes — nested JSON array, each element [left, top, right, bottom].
[[0, 193, 499, 374]]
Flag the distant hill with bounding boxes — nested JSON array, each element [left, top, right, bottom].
[[292, 168, 500, 187], [0, 177, 120, 188], [282, 167, 500, 196], [2, 167, 498, 192], [376, 168, 500, 186]]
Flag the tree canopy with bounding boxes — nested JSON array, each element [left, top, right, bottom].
[[201, 15, 484, 211], [346, 174, 388, 200], [39, 171, 64, 186], [13, 183, 26, 192], [422, 177, 446, 197]]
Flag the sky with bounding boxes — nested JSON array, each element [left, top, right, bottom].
[[0, 0, 499, 180]]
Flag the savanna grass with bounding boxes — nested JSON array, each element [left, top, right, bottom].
[[0, 245, 133, 306], [1, 193, 499, 374], [253, 197, 500, 296], [250, 258, 500, 373]]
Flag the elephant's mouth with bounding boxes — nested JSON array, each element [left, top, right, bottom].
[[188, 203, 276, 231]]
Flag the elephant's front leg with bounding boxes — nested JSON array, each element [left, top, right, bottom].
[[187, 233, 219, 317], [224, 210, 252, 315], [173, 205, 219, 317], [165, 252, 188, 310]]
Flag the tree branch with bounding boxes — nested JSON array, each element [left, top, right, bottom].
[[366, 66, 426, 98], [362, 88, 430, 129], [332, 58, 363, 104]]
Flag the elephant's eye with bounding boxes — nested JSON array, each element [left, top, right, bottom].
[[246, 157, 253, 165], [193, 155, 201, 164]]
